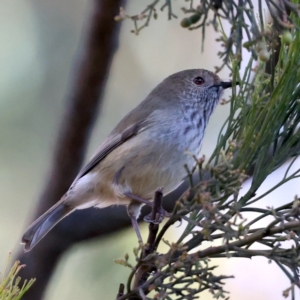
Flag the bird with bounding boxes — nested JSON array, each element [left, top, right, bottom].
[[21, 69, 234, 252]]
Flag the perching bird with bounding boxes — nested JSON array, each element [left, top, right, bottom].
[[21, 69, 234, 251]]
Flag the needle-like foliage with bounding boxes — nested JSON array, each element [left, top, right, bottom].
[[116, 1, 300, 299], [0, 255, 35, 300]]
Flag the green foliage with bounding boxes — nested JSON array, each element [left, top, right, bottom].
[[0, 254, 35, 300], [213, 13, 300, 207], [116, 1, 300, 300], [118, 0, 299, 71]]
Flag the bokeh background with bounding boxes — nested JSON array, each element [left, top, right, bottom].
[[0, 0, 299, 299]]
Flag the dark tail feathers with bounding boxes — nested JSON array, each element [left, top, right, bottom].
[[21, 201, 74, 252]]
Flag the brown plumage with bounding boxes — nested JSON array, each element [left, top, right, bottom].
[[21, 69, 233, 251]]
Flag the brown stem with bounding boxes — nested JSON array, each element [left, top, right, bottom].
[[130, 189, 163, 298], [117, 283, 125, 299], [144, 188, 163, 256], [194, 220, 300, 259]]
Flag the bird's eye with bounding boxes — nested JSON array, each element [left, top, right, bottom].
[[193, 76, 205, 86]]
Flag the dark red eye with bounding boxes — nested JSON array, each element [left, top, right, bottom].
[[193, 76, 205, 85]]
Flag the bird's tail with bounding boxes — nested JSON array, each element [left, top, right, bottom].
[[21, 200, 74, 252]]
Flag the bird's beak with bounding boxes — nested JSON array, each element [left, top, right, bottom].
[[219, 81, 239, 89]]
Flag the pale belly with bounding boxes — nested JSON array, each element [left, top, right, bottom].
[[69, 121, 203, 209]]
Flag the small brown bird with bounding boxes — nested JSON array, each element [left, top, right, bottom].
[[21, 69, 234, 251]]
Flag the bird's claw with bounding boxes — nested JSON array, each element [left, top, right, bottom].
[[144, 208, 170, 224]]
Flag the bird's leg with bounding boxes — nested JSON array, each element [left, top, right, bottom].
[[124, 192, 153, 207], [144, 210, 165, 224], [124, 191, 171, 223], [127, 202, 144, 243], [130, 216, 143, 243]]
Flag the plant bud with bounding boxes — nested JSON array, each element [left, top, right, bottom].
[[281, 31, 293, 45], [189, 13, 201, 24], [180, 13, 201, 28], [243, 40, 255, 50], [114, 15, 123, 21], [256, 40, 267, 52], [258, 49, 270, 62], [180, 17, 192, 28]]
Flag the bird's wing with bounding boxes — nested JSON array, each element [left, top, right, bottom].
[[72, 119, 150, 185]]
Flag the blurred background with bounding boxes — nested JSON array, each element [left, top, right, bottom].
[[0, 0, 299, 299]]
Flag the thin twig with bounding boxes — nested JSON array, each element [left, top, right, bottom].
[[195, 221, 300, 259], [131, 188, 164, 294], [116, 284, 125, 299]]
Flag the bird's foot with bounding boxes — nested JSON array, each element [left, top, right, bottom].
[[125, 190, 171, 224], [143, 208, 170, 224]]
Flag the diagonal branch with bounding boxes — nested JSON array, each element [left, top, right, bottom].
[[194, 220, 300, 259], [132, 188, 163, 291]]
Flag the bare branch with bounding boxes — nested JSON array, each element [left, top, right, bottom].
[[16, 1, 126, 299]]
